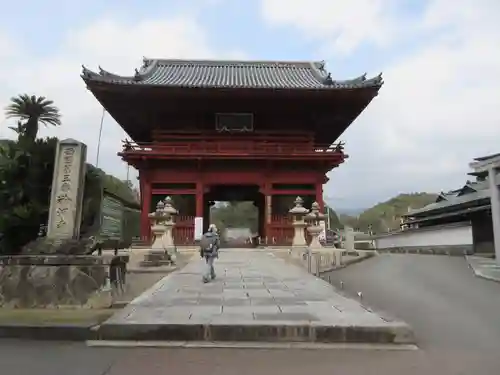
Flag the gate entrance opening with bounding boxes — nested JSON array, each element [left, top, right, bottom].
[[206, 185, 262, 245]]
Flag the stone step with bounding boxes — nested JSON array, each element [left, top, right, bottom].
[[95, 321, 413, 344]]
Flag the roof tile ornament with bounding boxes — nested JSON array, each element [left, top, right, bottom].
[[81, 65, 92, 78], [133, 68, 142, 81], [324, 72, 333, 85], [142, 57, 151, 69]]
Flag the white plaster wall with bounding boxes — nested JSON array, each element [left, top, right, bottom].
[[374, 224, 473, 249]]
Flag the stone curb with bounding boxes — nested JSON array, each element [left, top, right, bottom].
[[375, 248, 471, 256], [0, 323, 97, 341], [319, 253, 375, 273], [87, 340, 419, 351], [127, 267, 177, 274], [475, 272, 500, 283], [465, 256, 500, 283], [94, 322, 415, 345]]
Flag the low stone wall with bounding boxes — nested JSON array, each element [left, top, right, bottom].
[[375, 245, 473, 256], [373, 222, 473, 249], [281, 249, 374, 275], [0, 255, 126, 308]]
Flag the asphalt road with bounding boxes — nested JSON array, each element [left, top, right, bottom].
[[1, 255, 500, 375], [324, 254, 500, 372]]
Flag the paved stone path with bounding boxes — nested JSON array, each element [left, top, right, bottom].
[[96, 249, 413, 343]]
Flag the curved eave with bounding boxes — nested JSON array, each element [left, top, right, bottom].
[[81, 64, 383, 91]]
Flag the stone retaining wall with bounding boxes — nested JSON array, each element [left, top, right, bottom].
[[0, 255, 127, 308]]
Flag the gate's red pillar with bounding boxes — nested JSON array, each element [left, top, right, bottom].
[[141, 180, 152, 242], [261, 182, 272, 244]]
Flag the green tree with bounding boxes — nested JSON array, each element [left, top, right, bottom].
[[0, 137, 58, 254], [5, 94, 61, 143], [210, 202, 258, 234]]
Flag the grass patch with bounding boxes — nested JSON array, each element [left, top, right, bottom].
[[0, 308, 117, 325]]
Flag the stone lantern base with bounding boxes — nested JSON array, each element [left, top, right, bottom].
[[140, 250, 174, 267], [291, 222, 309, 258], [307, 225, 323, 250], [140, 226, 173, 268], [162, 221, 177, 264]]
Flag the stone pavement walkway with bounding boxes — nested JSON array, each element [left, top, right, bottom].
[[95, 249, 414, 344], [466, 255, 500, 282]]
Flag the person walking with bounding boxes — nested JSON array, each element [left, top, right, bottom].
[[199, 224, 220, 283]]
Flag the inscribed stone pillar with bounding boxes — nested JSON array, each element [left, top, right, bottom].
[[47, 139, 87, 239]]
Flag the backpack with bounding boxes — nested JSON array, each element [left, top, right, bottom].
[[199, 233, 218, 255]]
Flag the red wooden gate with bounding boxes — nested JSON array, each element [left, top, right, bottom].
[[173, 215, 195, 245]]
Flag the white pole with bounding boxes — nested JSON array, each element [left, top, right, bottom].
[[95, 107, 106, 168]]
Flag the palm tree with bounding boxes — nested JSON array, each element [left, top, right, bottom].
[[4, 94, 61, 142]]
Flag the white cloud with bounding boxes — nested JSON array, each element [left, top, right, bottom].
[[260, 0, 411, 55], [0, 32, 21, 59], [0, 15, 243, 183], [261, 0, 500, 209]]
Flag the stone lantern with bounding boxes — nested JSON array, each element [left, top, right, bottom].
[[161, 196, 178, 263], [141, 200, 170, 267], [149, 200, 166, 247], [305, 201, 325, 250], [289, 196, 309, 255]]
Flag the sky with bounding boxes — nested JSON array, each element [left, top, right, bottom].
[[0, 0, 499, 210]]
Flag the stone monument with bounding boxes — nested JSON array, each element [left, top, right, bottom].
[[289, 196, 309, 257], [47, 139, 87, 239], [305, 202, 325, 250], [161, 196, 178, 264]]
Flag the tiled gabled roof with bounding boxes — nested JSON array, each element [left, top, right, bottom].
[[474, 152, 500, 162], [405, 180, 490, 217], [81, 58, 383, 90]]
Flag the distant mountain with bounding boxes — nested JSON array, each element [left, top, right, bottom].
[[338, 193, 437, 233], [335, 207, 366, 216]]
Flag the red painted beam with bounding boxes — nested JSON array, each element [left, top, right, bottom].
[[120, 154, 344, 162], [151, 189, 317, 196], [151, 189, 196, 195], [270, 190, 316, 196], [147, 170, 326, 183]]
